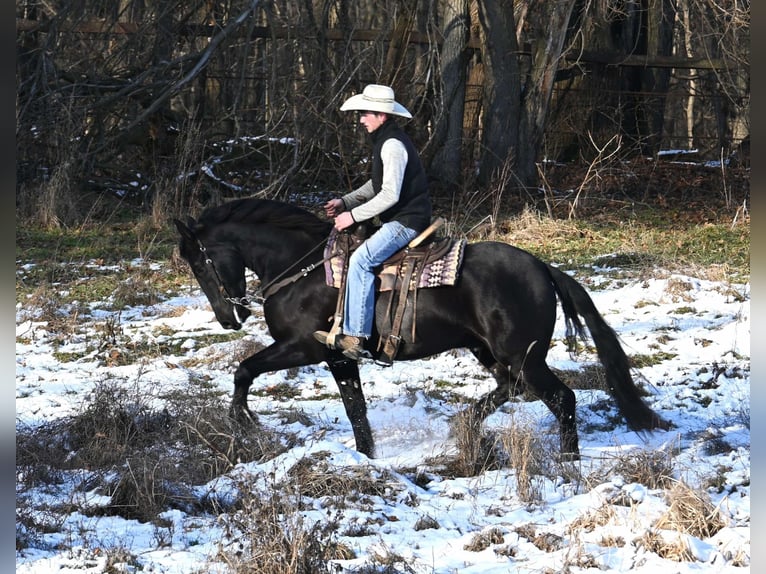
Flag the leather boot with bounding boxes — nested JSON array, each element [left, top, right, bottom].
[[313, 331, 365, 360]]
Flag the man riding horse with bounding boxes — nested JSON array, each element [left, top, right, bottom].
[[313, 84, 432, 360]]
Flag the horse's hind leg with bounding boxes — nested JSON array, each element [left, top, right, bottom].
[[471, 346, 579, 460], [470, 346, 526, 420], [522, 362, 579, 459], [327, 356, 375, 458]]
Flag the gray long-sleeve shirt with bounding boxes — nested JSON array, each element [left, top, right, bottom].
[[341, 139, 408, 223]]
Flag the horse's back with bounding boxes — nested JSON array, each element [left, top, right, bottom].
[[460, 241, 555, 293], [390, 239, 558, 359]]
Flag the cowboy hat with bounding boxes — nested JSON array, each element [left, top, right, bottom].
[[340, 84, 412, 118]]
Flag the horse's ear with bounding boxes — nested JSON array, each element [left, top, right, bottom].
[[174, 218, 196, 242]]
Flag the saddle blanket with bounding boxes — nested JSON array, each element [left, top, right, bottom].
[[323, 231, 466, 292]]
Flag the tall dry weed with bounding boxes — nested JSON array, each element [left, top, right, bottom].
[[498, 414, 556, 504]]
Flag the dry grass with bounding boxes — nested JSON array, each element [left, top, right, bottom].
[[362, 545, 420, 574], [496, 205, 585, 245], [637, 529, 697, 562], [553, 365, 609, 392], [432, 405, 561, 505], [567, 502, 616, 534], [497, 415, 556, 504], [16, 378, 291, 524], [587, 447, 676, 492], [215, 451, 412, 574], [445, 405, 500, 477], [111, 275, 163, 308], [17, 285, 90, 340], [655, 480, 727, 539], [218, 485, 355, 574], [286, 452, 400, 502], [463, 527, 505, 551]]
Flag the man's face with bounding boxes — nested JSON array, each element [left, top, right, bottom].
[[359, 111, 386, 133]]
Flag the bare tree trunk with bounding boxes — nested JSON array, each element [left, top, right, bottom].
[[637, 0, 676, 155], [680, 0, 696, 148], [428, 0, 469, 189], [516, 0, 577, 189], [474, 0, 520, 188], [382, 0, 418, 88]]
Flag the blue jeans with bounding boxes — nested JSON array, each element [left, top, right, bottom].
[[344, 221, 418, 338]]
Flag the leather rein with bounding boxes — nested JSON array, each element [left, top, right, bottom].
[[195, 235, 334, 310]]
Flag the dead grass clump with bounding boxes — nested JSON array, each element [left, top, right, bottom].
[[443, 406, 501, 477], [229, 337, 268, 363], [413, 514, 440, 531], [664, 277, 696, 302], [17, 285, 62, 323], [33, 159, 79, 228], [606, 447, 675, 490], [497, 416, 551, 504], [166, 385, 291, 481], [463, 527, 505, 552], [16, 423, 69, 487], [636, 529, 696, 562], [286, 452, 398, 502], [498, 206, 583, 247], [532, 531, 567, 552], [218, 484, 354, 574], [98, 455, 191, 520], [514, 523, 537, 541], [553, 365, 609, 392], [655, 480, 727, 539], [514, 524, 566, 553], [65, 380, 164, 468], [440, 407, 559, 501], [112, 275, 162, 308], [363, 544, 419, 573], [567, 502, 616, 534], [598, 534, 626, 548], [17, 285, 90, 339]]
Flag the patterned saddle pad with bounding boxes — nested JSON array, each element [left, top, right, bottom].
[[323, 230, 466, 292]]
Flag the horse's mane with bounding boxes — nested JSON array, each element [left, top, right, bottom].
[[196, 198, 330, 236]]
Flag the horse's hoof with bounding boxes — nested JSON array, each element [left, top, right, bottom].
[[229, 405, 257, 426]]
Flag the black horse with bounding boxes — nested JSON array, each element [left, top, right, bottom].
[[174, 198, 668, 459]]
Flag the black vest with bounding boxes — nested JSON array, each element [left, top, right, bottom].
[[369, 119, 432, 233]]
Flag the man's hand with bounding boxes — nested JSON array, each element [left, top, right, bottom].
[[333, 211, 355, 231], [323, 198, 344, 218]]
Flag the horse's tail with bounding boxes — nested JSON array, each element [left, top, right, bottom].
[[547, 265, 670, 432]]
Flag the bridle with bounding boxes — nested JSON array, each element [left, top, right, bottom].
[[193, 234, 335, 309]]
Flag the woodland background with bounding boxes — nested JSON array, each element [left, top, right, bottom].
[[15, 0, 750, 226], [14, 6, 751, 570]]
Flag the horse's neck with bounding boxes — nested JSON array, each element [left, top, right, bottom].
[[243, 226, 325, 283]]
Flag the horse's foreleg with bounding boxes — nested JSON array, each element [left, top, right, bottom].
[[228, 340, 319, 425], [327, 357, 375, 458], [229, 362, 255, 421]]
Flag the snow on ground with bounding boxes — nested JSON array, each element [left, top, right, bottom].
[[16, 260, 750, 573]]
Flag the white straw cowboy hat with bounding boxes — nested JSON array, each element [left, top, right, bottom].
[[340, 84, 412, 118]]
